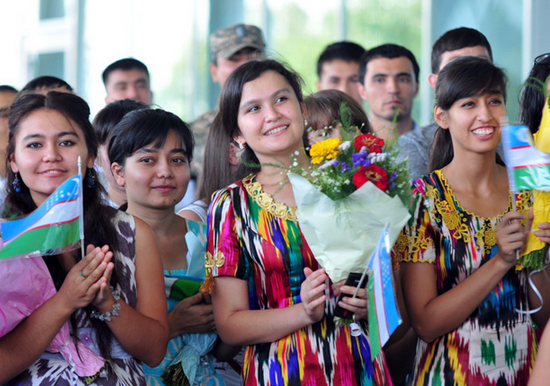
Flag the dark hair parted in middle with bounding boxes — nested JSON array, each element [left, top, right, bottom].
[[428, 56, 507, 172], [218, 59, 305, 176], [108, 108, 194, 167]]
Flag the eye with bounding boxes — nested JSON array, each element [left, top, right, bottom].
[[139, 157, 154, 164], [26, 142, 42, 149], [461, 101, 475, 108], [489, 97, 503, 105], [172, 157, 187, 164], [373, 77, 385, 83], [60, 140, 76, 147], [275, 96, 288, 104], [247, 105, 259, 113]]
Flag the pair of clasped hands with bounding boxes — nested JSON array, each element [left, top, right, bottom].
[[57, 245, 115, 314]]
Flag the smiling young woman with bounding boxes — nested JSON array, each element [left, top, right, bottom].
[[108, 108, 235, 385], [206, 59, 391, 385], [1, 92, 169, 385], [398, 57, 550, 385]]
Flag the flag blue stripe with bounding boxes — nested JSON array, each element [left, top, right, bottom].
[[1, 177, 80, 240], [380, 246, 401, 332]]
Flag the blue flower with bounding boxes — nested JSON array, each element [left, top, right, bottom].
[[340, 162, 350, 173]]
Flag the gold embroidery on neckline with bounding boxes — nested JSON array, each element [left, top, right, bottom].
[[243, 174, 298, 222]]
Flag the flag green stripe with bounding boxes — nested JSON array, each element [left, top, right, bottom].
[[0, 220, 80, 260], [367, 275, 381, 360], [512, 165, 550, 191]]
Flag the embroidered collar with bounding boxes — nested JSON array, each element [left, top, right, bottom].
[[243, 174, 298, 222]]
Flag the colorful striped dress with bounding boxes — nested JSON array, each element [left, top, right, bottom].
[[397, 170, 537, 385], [206, 175, 391, 386]]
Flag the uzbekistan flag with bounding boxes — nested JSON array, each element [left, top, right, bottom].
[[367, 224, 402, 360], [0, 175, 82, 260], [501, 124, 550, 191]]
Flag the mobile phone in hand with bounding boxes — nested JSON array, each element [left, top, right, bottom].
[[333, 272, 368, 318]]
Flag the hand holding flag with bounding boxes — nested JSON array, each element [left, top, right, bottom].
[[501, 99, 550, 270], [0, 174, 108, 377]]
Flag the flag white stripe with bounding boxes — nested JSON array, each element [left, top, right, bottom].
[[372, 251, 390, 344], [3, 200, 79, 245]]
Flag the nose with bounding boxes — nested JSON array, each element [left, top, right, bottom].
[[125, 85, 139, 101], [43, 144, 61, 162], [156, 159, 174, 179], [387, 77, 399, 94], [478, 103, 494, 122], [264, 104, 281, 122]]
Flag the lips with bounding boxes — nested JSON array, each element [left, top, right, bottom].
[[152, 185, 176, 192], [38, 169, 66, 176], [472, 127, 495, 138], [386, 99, 403, 107], [264, 125, 289, 136]]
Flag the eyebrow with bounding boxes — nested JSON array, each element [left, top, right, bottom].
[[240, 88, 291, 111], [135, 147, 186, 154], [22, 131, 79, 142]]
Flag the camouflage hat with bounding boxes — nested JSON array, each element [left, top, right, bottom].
[[210, 24, 266, 60]]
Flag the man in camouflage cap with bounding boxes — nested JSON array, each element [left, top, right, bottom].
[[190, 23, 266, 180]]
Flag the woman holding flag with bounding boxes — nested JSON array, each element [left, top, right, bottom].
[[399, 56, 550, 385], [0, 91, 169, 384], [203, 59, 392, 385]]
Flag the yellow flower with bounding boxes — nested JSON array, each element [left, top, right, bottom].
[[310, 138, 342, 164]]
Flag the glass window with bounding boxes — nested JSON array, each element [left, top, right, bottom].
[[36, 52, 65, 79], [39, 0, 65, 20]]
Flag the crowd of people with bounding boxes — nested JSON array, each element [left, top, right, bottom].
[[1, 21, 550, 386]]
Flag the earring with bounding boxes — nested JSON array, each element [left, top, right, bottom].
[[12, 173, 21, 193], [86, 170, 95, 189], [238, 142, 246, 150], [304, 119, 308, 128]]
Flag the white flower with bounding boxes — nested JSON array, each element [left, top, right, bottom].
[[338, 141, 351, 150], [319, 159, 338, 170]]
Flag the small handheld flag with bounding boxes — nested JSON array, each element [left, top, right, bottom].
[[367, 223, 402, 360], [0, 175, 82, 260], [501, 124, 550, 192]]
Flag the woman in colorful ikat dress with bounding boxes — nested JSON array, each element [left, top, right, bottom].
[[398, 56, 550, 385], [204, 59, 392, 386]]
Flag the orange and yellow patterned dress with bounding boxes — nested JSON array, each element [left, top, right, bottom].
[[397, 170, 537, 385]]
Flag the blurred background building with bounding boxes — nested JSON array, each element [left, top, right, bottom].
[[1, 0, 548, 125]]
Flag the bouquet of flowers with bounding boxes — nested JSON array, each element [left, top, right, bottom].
[[288, 105, 411, 283]]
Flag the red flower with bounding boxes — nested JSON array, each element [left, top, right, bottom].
[[352, 165, 388, 191], [354, 134, 385, 152]]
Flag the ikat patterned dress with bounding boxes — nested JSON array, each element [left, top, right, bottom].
[[206, 175, 391, 386], [396, 170, 537, 386]]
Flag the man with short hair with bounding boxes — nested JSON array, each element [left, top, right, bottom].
[[358, 44, 420, 141], [191, 23, 266, 178], [316, 41, 366, 104], [102, 58, 153, 105], [397, 27, 493, 180]]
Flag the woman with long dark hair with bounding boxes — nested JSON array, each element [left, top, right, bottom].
[[205, 59, 391, 385], [399, 57, 550, 385], [0, 91, 168, 385]]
